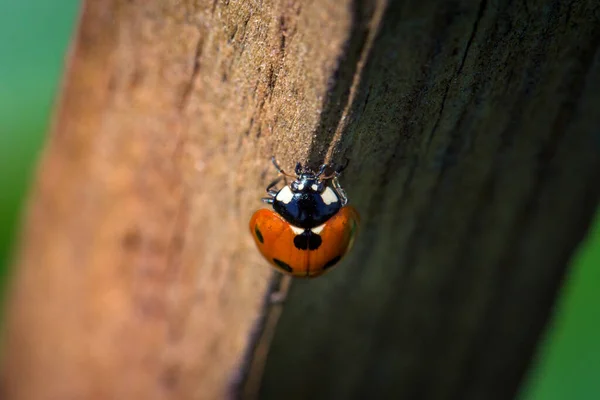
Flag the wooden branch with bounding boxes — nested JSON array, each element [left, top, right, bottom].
[[2, 0, 600, 400]]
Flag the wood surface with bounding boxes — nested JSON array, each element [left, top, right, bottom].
[[2, 1, 600, 400]]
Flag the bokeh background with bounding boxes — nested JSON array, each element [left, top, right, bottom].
[[0, 1, 598, 399]]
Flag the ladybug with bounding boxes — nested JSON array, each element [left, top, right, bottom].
[[249, 157, 359, 278]]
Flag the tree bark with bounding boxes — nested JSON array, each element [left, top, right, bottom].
[[2, 1, 600, 400]]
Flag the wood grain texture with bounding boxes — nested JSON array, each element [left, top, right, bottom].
[[253, 0, 600, 399], [1, 0, 354, 399], [2, 0, 600, 399]]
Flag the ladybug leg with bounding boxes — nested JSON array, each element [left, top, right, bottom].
[[262, 175, 284, 204], [265, 175, 284, 196], [332, 176, 348, 206]]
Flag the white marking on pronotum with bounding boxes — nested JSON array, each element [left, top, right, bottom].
[[290, 225, 304, 235], [276, 186, 294, 204], [311, 224, 325, 234], [311, 184, 319, 191], [297, 183, 305, 191], [321, 187, 338, 205]]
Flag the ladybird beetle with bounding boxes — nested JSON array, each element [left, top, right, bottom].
[[249, 157, 359, 278]]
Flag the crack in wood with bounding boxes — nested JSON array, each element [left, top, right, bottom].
[[227, 274, 288, 399], [307, 0, 379, 167], [178, 33, 204, 110], [425, 0, 488, 153]]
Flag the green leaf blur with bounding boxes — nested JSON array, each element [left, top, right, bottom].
[[0, 1, 79, 280]]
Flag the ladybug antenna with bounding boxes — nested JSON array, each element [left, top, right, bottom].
[[320, 158, 350, 179], [316, 163, 328, 177], [270, 156, 296, 178]]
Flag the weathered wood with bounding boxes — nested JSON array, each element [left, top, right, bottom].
[[252, 1, 600, 399], [1, 1, 355, 399], [2, 0, 600, 400]]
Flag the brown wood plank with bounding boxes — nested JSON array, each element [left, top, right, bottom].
[[2, 0, 600, 399], [252, 1, 600, 399], [1, 1, 355, 399]]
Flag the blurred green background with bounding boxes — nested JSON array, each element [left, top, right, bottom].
[[0, 1, 598, 399]]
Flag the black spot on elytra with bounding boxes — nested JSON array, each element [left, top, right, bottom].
[[273, 258, 293, 272], [323, 255, 341, 270], [293, 230, 322, 250], [254, 225, 264, 243]]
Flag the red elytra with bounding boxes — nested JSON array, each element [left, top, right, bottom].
[[249, 205, 359, 278]]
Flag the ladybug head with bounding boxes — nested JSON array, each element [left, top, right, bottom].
[[289, 162, 325, 194], [264, 157, 351, 222], [289, 160, 348, 194]]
